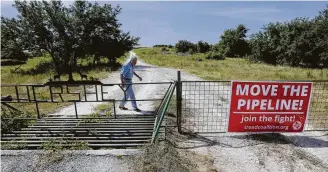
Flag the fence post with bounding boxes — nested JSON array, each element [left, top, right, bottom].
[[74, 102, 78, 119], [177, 71, 182, 133], [32, 86, 41, 119]]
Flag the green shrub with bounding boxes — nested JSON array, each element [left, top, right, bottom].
[[1, 107, 33, 133], [187, 48, 195, 55], [175, 40, 196, 53], [161, 47, 168, 52], [206, 51, 225, 60]]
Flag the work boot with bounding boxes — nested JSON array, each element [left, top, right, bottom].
[[119, 106, 128, 110], [134, 108, 141, 112]]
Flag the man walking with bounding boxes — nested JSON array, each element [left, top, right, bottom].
[[119, 54, 142, 112]]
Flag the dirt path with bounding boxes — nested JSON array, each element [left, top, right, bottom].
[[46, 52, 328, 171]]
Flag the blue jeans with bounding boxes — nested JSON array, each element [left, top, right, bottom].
[[119, 79, 137, 109]]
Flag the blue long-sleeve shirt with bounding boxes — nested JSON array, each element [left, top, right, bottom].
[[120, 62, 134, 79]]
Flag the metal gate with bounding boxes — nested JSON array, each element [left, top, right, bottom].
[[1, 81, 173, 149], [176, 71, 328, 134]]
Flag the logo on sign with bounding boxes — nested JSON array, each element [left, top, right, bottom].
[[292, 121, 302, 131]]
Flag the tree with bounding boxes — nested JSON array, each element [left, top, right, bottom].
[[248, 31, 276, 64], [217, 24, 250, 57], [1, 0, 139, 81], [175, 40, 195, 53], [153, 44, 169, 47], [1, 17, 29, 61], [310, 6, 328, 68], [197, 41, 211, 53], [248, 5, 328, 68]]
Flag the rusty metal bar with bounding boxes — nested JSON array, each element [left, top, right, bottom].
[[15, 86, 20, 102], [113, 100, 117, 119], [31, 86, 40, 119], [84, 85, 87, 101], [26, 86, 31, 102], [95, 85, 99, 101], [49, 86, 53, 102], [74, 102, 78, 119]]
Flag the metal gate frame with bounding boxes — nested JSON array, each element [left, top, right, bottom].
[[1, 81, 173, 120], [176, 71, 328, 134], [1, 81, 175, 149]]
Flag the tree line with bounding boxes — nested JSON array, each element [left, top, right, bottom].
[[153, 44, 174, 48], [1, 0, 139, 81], [175, 40, 211, 54], [174, 5, 328, 68]]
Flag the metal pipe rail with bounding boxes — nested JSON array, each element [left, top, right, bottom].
[[1, 82, 173, 119], [151, 82, 176, 143]]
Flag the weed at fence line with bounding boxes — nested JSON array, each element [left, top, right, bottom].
[[37, 139, 89, 165], [131, 142, 196, 172], [76, 104, 112, 126], [42, 139, 65, 152], [1, 107, 35, 133], [78, 113, 104, 126], [93, 103, 112, 117], [131, 96, 219, 171], [41, 139, 90, 151], [1, 140, 28, 150], [68, 140, 90, 150], [131, 140, 219, 172]]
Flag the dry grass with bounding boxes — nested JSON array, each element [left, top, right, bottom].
[[132, 143, 195, 172], [130, 142, 218, 172]]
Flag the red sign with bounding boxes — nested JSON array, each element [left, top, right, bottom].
[[228, 81, 313, 133]]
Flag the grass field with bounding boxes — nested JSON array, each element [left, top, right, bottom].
[[134, 48, 328, 81]]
